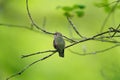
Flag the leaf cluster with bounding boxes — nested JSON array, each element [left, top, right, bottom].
[[60, 4, 85, 17], [94, 0, 120, 13]]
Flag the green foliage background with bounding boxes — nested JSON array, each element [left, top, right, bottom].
[[0, 0, 120, 80]]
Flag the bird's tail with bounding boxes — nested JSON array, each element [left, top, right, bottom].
[[58, 49, 64, 57]]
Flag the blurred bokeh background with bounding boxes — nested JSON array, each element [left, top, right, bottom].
[[0, 0, 120, 80]]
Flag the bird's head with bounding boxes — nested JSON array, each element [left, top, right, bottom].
[[54, 32, 62, 38]]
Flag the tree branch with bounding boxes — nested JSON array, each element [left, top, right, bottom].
[[65, 29, 120, 49], [111, 24, 120, 37], [100, 0, 120, 32], [69, 44, 120, 56], [26, 0, 54, 35], [6, 52, 56, 80], [21, 50, 56, 58], [67, 17, 83, 38]]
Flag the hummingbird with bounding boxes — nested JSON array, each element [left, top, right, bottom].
[[53, 32, 65, 57]]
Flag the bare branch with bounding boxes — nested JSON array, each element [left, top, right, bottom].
[[26, 0, 54, 35], [0, 23, 51, 35], [67, 17, 83, 38], [111, 24, 120, 37], [0, 23, 30, 30], [100, 0, 120, 32], [6, 52, 56, 80], [94, 38, 120, 43], [62, 35, 76, 43], [69, 44, 120, 56], [65, 29, 120, 49], [21, 50, 56, 58], [0, 23, 75, 43]]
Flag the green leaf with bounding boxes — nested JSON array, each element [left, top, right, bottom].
[[94, 0, 109, 7], [104, 6, 111, 12], [64, 12, 73, 17], [75, 11, 84, 17], [62, 6, 73, 12], [73, 4, 85, 9], [94, 3, 108, 7]]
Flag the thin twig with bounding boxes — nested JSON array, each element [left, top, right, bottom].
[[0, 23, 30, 30], [97, 0, 119, 7], [0, 23, 75, 43], [100, 0, 120, 32], [6, 52, 56, 80], [67, 17, 83, 38], [62, 35, 76, 43], [21, 50, 56, 58], [26, 0, 54, 35], [69, 44, 120, 56], [98, 35, 120, 39], [94, 38, 120, 43], [111, 24, 120, 37]]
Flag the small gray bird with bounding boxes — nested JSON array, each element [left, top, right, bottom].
[[53, 32, 65, 57]]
